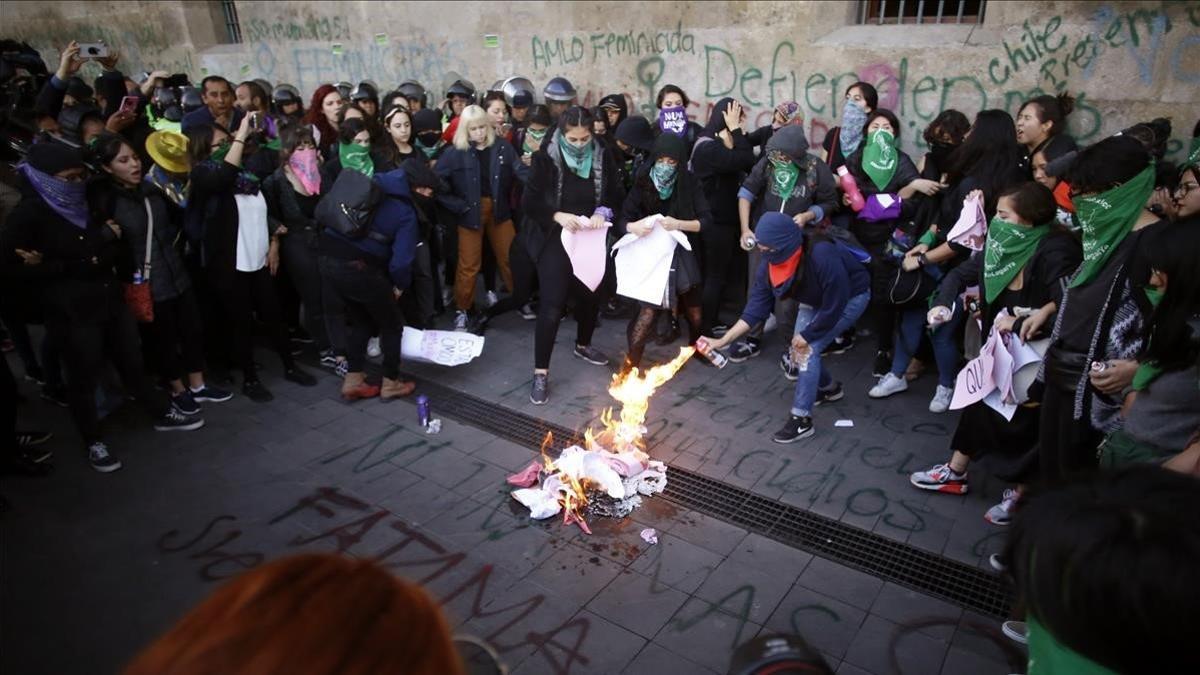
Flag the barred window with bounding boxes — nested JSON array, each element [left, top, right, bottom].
[[218, 0, 243, 44], [859, 0, 987, 25]]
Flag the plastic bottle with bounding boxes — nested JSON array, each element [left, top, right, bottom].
[[837, 166, 865, 212], [416, 394, 431, 427], [694, 338, 729, 369]]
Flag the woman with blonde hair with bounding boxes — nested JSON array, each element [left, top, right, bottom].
[[435, 104, 527, 330]]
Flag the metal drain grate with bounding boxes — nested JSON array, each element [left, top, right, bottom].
[[399, 372, 1012, 618]]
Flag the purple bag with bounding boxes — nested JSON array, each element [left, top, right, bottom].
[[859, 193, 902, 222]]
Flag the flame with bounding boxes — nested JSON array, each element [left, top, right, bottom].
[[537, 346, 695, 533]]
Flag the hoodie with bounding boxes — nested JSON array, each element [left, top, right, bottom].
[[690, 97, 757, 226], [738, 125, 837, 230], [320, 168, 420, 289]]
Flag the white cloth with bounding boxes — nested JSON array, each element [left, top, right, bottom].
[[612, 215, 692, 307], [400, 328, 485, 366], [234, 192, 270, 272]]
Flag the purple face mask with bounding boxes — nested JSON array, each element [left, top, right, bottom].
[[658, 106, 687, 136]]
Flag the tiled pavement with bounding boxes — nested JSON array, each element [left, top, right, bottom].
[[1, 310, 1026, 674]]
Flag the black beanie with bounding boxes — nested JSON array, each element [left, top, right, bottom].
[[401, 157, 439, 191], [26, 141, 85, 174], [412, 109, 442, 135]]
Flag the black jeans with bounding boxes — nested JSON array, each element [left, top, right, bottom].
[[486, 235, 537, 320], [51, 298, 167, 448], [215, 268, 295, 381], [319, 256, 403, 379], [148, 289, 206, 382], [1038, 383, 1102, 485], [534, 238, 604, 370], [402, 241, 436, 329], [701, 222, 741, 333], [280, 231, 330, 351]]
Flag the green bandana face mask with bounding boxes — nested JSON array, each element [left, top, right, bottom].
[[1027, 617, 1119, 675], [769, 156, 800, 199], [557, 134, 594, 179], [523, 127, 547, 154], [339, 142, 375, 177], [210, 140, 232, 163], [650, 160, 677, 200], [1132, 283, 1167, 390], [983, 217, 1048, 303], [861, 128, 898, 191], [1070, 164, 1155, 288]]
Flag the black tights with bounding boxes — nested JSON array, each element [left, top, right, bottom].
[[625, 288, 702, 369]]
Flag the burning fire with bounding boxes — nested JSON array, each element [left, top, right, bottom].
[[513, 347, 696, 533]]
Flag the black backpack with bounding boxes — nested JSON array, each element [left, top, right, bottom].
[[315, 169, 388, 243]]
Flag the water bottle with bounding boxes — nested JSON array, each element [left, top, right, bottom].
[[416, 394, 431, 427], [695, 338, 729, 369], [837, 166, 866, 212]]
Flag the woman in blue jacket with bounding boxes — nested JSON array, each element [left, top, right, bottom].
[[435, 105, 528, 331], [706, 212, 871, 443]]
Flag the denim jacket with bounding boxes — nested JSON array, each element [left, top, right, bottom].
[[435, 139, 528, 229]]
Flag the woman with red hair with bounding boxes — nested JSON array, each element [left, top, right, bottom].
[[124, 553, 466, 675], [302, 84, 344, 159]]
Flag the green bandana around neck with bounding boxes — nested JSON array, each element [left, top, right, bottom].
[[982, 217, 1048, 303], [769, 157, 800, 199], [210, 140, 232, 163], [650, 160, 677, 200], [339, 142, 375, 177], [557, 134, 594, 179], [418, 138, 442, 159], [1185, 136, 1200, 169], [1069, 164, 1155, 288], [1026, 617, 1119, 675], [861, 128, 898, 191], [523, 127, 547, 154], [1132, 285, 1166, 390]]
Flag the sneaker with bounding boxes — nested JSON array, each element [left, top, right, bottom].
[[728, 339, 762, 363], [1001, 621, 1028, 645], [573, 344, 610, 366], [334, 359, 349, 378], [453, 311, 469, 332], [40, 385, 70, 408], [815, 383, 844, 406], [367, 336, 382, 358], [485, 290, 499, 308], [24, 369, 45, 386], [519, 302, 537, 320], [16, 445, 53, 466], [910, 463, 969, 494], [88, 442, 122, 473], [284, 366, 318, 387], [823, 333, 854, 355], [929, 385, 954, 413], [869, 372, 908, 399], [16, 430, 52, 448], [154, 408, 205, 432], [191, 385, 233, 403], [530, 373, 549, 405], [319, 349, 340, 369], [988, 553, 1007, 573], [170, 390, 201, 416], [772, 415, 814, 443], [985, 488, 1021, 526], [289, 327, 315, 344], [779, 351, 799, 381], [872, 350, 892, 377], [242, 379, 275, 402]]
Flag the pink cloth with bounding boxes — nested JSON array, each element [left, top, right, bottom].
[[506, 460, 543, 488], [560, 221, 611, 291], [947, 192, 986, 251]]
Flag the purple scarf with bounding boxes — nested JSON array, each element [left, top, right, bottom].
[[19, 162, 88, 229]]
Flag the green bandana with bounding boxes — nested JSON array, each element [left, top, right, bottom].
[[1027, 617, 1119, 675], [339, 142, 375, 177], [769, 157, 800, 199], [523, 127, 547, 155], [1132, 286, 1166, 390], [1185, 136, 1200, 170], [210, 140, 231, 163], [558, 135, 594, 179], [861, 128, 898, 191], [418, 138, 443, 159], [983, 217, 1048, 303], [650, 160, 677, 200], [1070, 164, 1155, 288]]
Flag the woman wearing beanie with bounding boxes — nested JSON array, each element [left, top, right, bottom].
[[0, 142, 203, 473], [706, 211, 870, 443], [616, 133, 710, 370]]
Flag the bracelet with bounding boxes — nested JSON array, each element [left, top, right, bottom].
[[232, 138, 245, 144], [592, 206, 614, 221]]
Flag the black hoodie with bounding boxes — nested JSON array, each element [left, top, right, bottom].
[[690, 97, 757, 227]]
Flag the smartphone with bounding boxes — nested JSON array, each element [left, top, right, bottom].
[[118, 95, 139, 116], [249, 112, 262, 131], [163, 73, 190, 88], [77, 43, 109, 59]]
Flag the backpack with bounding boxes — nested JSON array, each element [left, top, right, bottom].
[[315, 169, 389, 243]]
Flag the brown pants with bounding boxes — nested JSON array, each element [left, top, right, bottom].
[[455, 196, 515, 311]]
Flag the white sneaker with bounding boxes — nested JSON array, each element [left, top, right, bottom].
[[985, 488, 1021, 525], [485, 291, 499, 307], [1002, 620, 1027, 645], [869, 372, 908, 399], [366, 336, 382, 358], [453, 311, 469, 332], [929, 385, 954, 413]]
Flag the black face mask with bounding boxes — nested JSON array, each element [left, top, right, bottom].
[[929, 141, 957, 169], [416, 132, 440, 148]]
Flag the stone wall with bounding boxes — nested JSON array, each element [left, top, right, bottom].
[[3, 0, 1197, 159]]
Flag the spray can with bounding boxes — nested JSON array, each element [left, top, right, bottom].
[[416, 394, 430, 427], [695, 338, 729, 369], [740, 235, 757, 251]]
